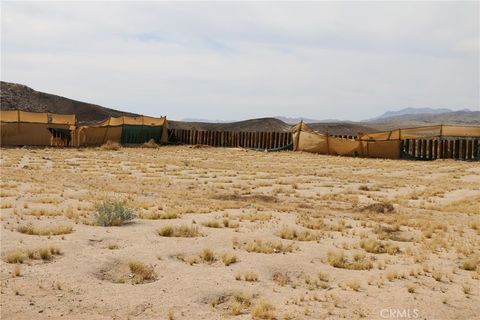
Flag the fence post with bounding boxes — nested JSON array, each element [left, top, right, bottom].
[[461, 139, 467, 160], [428, 139, 433, 159], [466, 139, 472, 160], [454, 140, 460, 159], [474, 139, 479, 160]]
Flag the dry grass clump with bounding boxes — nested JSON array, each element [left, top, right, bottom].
[[157, 224, 201, 237], [235, 271, 259, 282], [202, 218, 239, 229], [221, 252, 237, 266], [406, 283, 416, 293], [200, 248, 216, 263], [142, 139, 159, 148], [463, 283, 472, 295], [222, 218, 240, 228], [17, 223, 73, 236], [4, 246, 62, 263], [297, 217, 325, 230], [38, 246, 62, 260], [202, 219, 222, 228], [346, 279, 361, 291], [140, 211, 179, 220], [360, 238, 400, 255], [128, 261, 157, 284], [441, 196, 480, 215], [251, 300, 276, 319], [4, 250, 26, 264], [13, 265, 21, 277], [327, 251, 373, 270], [272, 272, 291, 286], [278, 227, 321, 241], [229, 292, 253, 316], [461, 255, 479, 271], [431, 269, 443, 282], [359, 202, 394, 213], [101, 140, 121, 150], [244, 239, 295, 254], [239, 212, 272, 222]]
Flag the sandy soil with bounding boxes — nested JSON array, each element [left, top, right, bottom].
[[1, 146, 479, 320]]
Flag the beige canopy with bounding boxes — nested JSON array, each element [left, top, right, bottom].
[[0, 110, 76, 146]]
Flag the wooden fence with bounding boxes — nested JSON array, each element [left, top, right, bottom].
[[168, 128, 479, 160], [168, 128, 292, 150], [401, 138, 479, 161]]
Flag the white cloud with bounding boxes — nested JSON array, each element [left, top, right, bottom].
[[1, 1, 478, 121]]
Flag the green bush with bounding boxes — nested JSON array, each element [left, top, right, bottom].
[[94, 200, 136, 226]]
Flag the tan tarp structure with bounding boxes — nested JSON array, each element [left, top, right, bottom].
[[293, 122, 479, 159], [0, 110, 76, 146], [359, 125, 480, 140], [293, 122, 400, 159], [442, 125, 480, 137], [77, 115, 168, 146]]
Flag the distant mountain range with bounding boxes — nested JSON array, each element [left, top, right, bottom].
[[1, 81, 478, 134], [370, 107, 456, 120]]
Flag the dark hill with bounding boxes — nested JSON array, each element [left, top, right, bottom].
[[1, 81, 136, 123], [169, 118, 291, 132]]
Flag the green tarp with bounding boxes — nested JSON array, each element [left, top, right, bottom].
[[120, 125, 163, 144]]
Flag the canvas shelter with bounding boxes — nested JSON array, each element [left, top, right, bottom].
[[0, 110, 76, 146], [358, 125, 480, 141], [77, 115, 168, 146], [292, 122, 480, 159], [292, 121, 399, 159]]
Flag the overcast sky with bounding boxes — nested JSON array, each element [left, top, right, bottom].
[[1, 1, 479, 121]]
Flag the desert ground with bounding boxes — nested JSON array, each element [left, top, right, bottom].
[[0, 146, 479, 320]]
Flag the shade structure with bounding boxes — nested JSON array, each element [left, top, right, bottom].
[[0, 110, 76, 146], [77, 115, 168, 146], [293, 122, 480, 159]]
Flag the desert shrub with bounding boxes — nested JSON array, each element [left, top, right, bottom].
[[101, 140, 121, 150], [142, 139, 159, 148], [94, 200, 136, 226], [157, 224, 201, 237], [17, 223, 73, 236]]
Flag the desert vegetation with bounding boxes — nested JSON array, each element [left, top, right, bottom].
[[0, 146, 479, 319]]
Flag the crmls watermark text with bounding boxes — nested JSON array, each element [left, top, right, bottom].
[[380, 308, 420, 319]]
